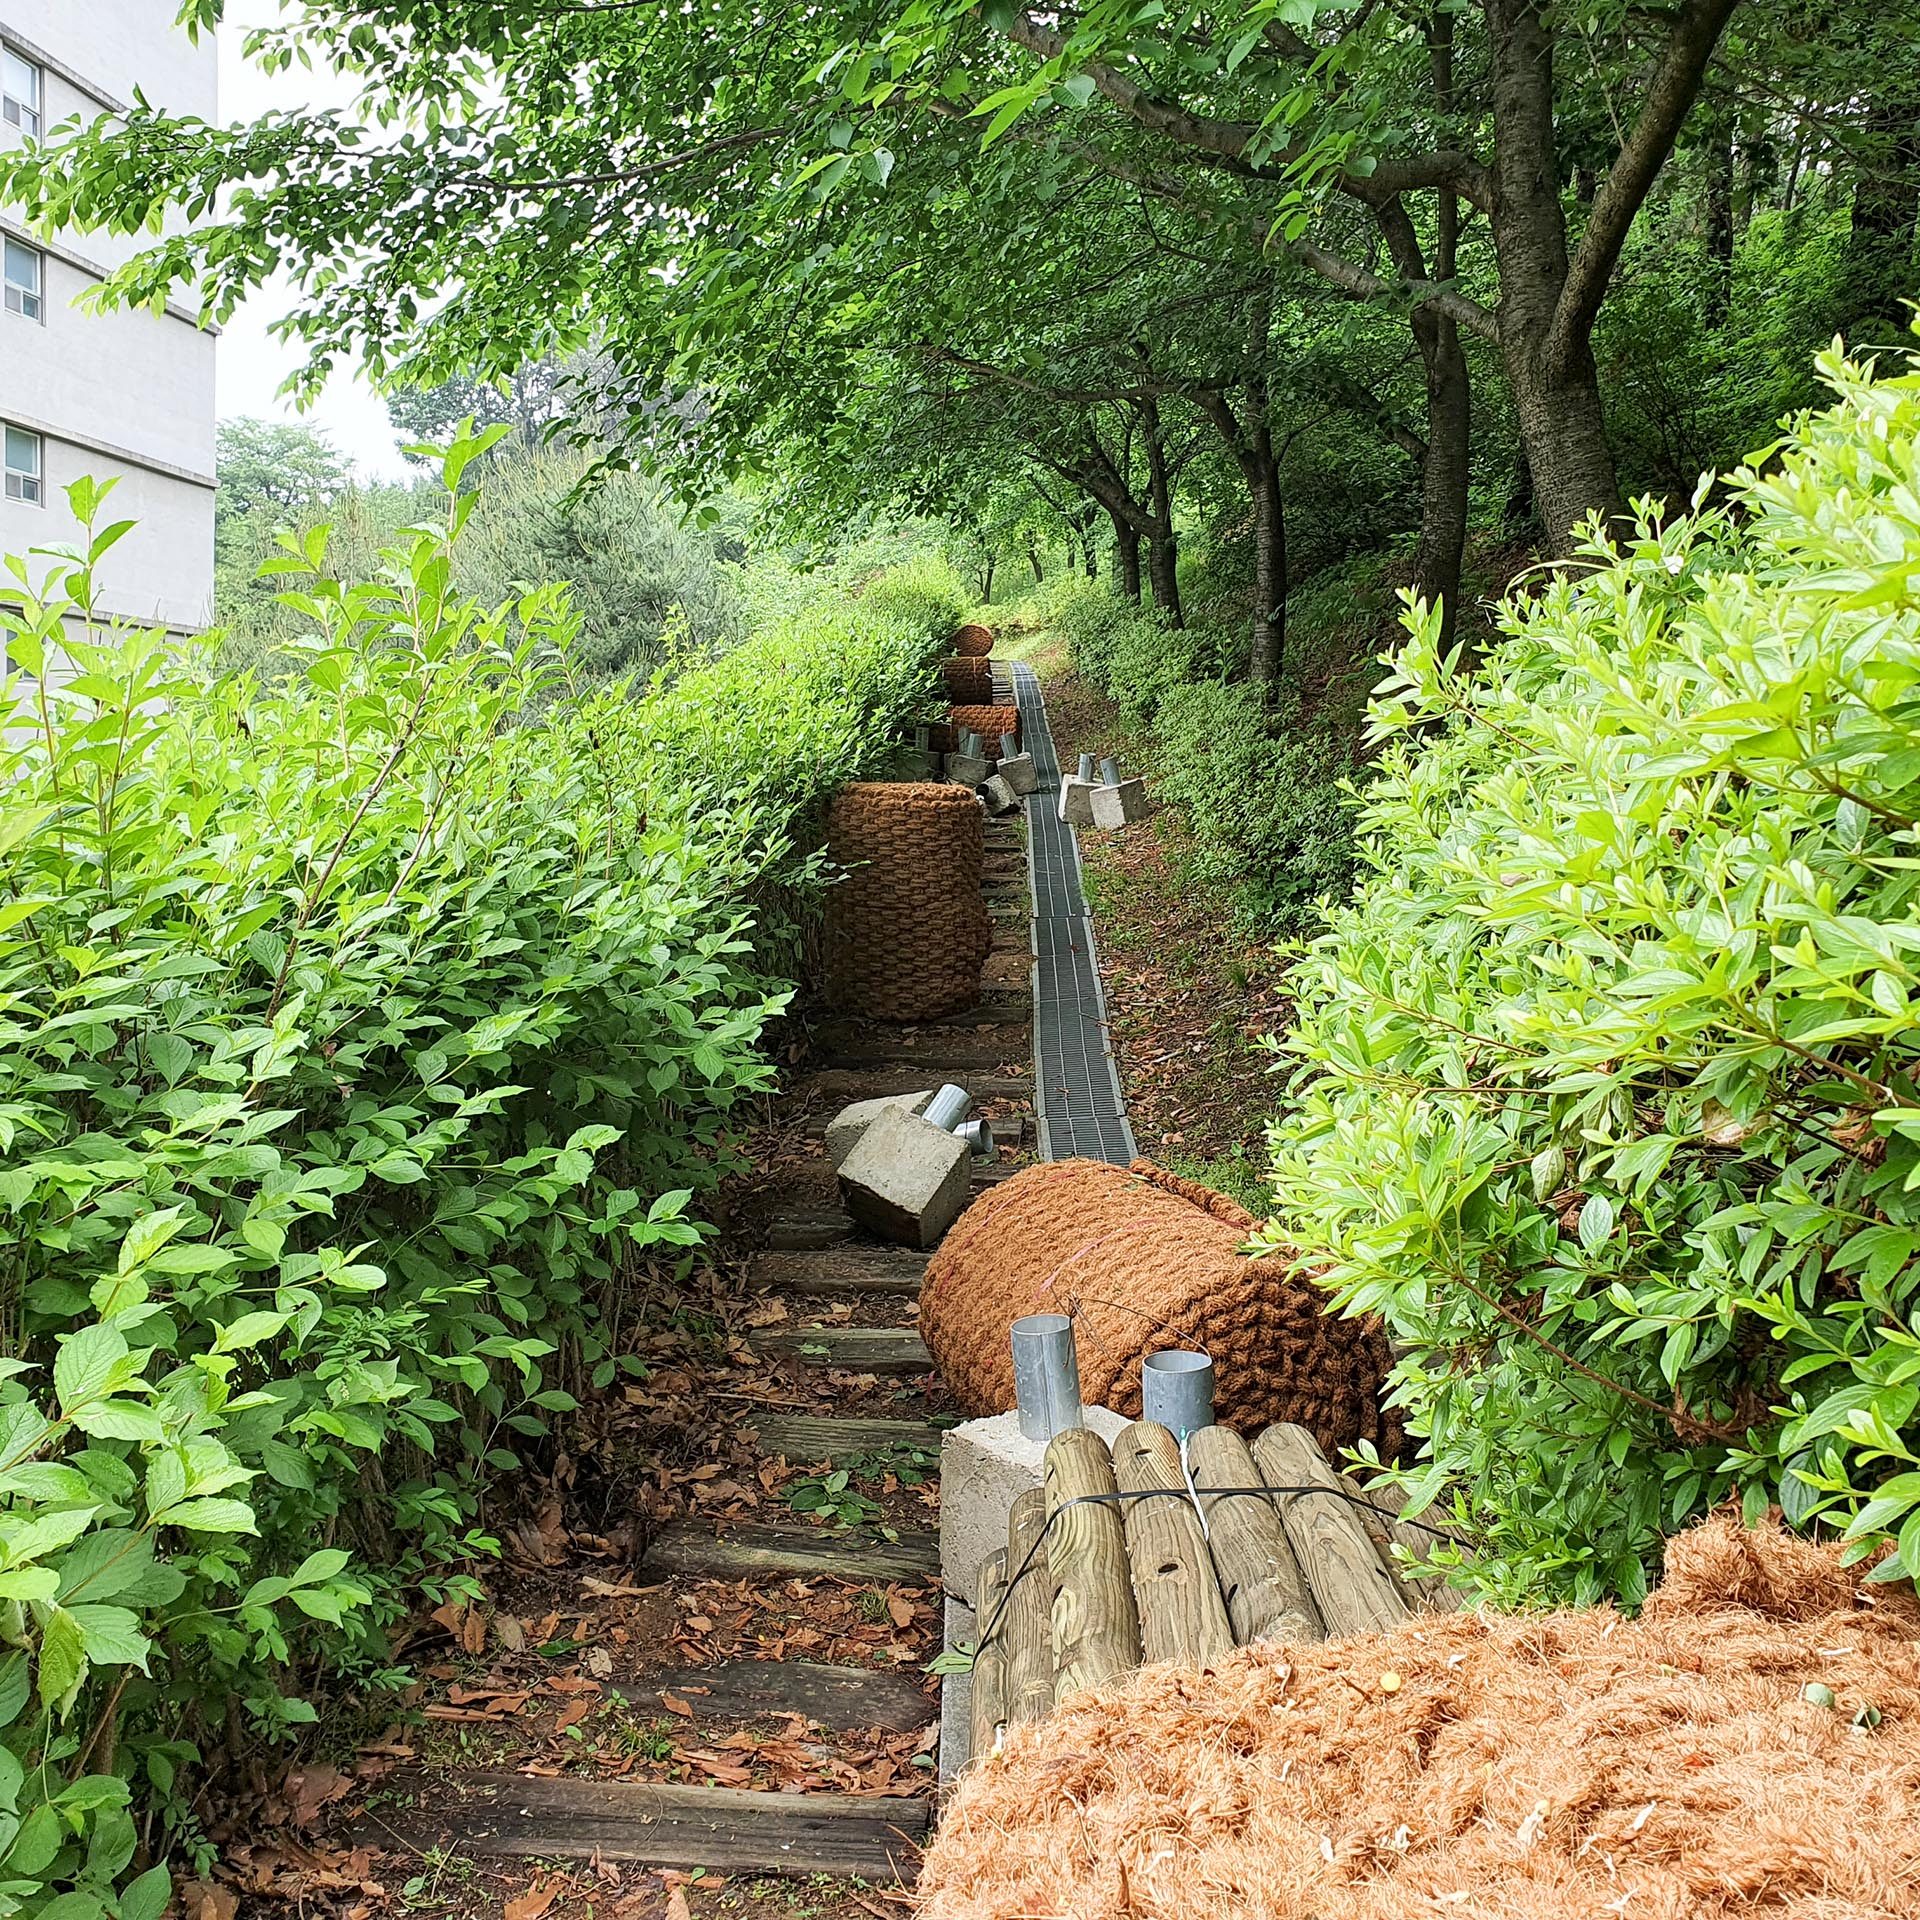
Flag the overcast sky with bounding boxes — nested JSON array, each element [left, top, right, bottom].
[[212, 3, 413, 481]]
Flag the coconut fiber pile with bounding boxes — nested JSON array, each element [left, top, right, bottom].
[[942, 657, 995, 702], [921, 1514, 1920, 1920], [920, 1159, 1401, 1458], [951, 621, 995, 657], [823, 782, 990, 1021], [932, 704, 1020, 755]]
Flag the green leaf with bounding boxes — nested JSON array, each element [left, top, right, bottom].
[[159, 1497, 258, 1535], [53, 1324, 129, 1414]]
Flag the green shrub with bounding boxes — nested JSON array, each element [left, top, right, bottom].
[[0, 437, 950, 1905], [1156, 682, 1360, 936], [1265, 344, 1920, 1607]]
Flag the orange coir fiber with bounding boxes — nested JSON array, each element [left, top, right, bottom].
[[931, 704, 1020, 756], [919, 1513, 1920, 1920], [822, 782, 989, 1021], [951, 622, 995, 657], [942, 657, 996, 702], [920, 1159, 1401, 1459]]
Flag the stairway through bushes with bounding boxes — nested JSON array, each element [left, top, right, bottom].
[[359, 787, 1048, 1897]]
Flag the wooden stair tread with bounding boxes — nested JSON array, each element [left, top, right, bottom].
[[816, 1035, 1029, 1071], [762, 1168, 1021, 1247], [647, 1519, 938, 1584], [754, 1413, 941, 1463], [627, 1658, 933, 1733], [752, 1327, 930, 1373], [360, 1770, 929, 1878], [751, 1248, 925, 1294], [801, 1068, 1033, 1104]]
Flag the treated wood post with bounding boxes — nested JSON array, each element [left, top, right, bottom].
[[969, 1549, 1009, 1762], [1338, 1469, 1463, 1613], [1002, 1488, 1057, 1725], [1044, 1426, 1142, 1703], [1186, 1424, 1325, 1647], [1250, 1423, 1411, 1639], [1110, 1421, 1233, 1668]]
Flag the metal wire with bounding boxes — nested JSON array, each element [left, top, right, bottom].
[[969, 1481, 1458, 1662]]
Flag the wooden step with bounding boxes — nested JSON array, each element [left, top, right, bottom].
[[647, 1520, 938, 1584], [802, 1068, 1033, 1105], [751, 1248, 925, 1295], [627, 1659, 933, 1733], [364, 1771, 929, 1879], [752, 1327, 930, 1374], [820, 1035, 1028, 1072], [762, 1167, 1022, 1246], [753, 1413, 941, 1464]]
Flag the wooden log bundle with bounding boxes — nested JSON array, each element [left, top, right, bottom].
[[1250, 1422, 1411, 1638], [1187, 1423, 1324, 1646], [1002, 1488, 1056, 1726], [969, 1550, 1008, 1762], [1043, 1426, 1141, 1703], [1111, 1421, 1232, 1669], [956, 1416, 1445, 1768]]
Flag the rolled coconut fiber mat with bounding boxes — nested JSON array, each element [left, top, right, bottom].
[[920, 1158, 1403, 1458], [823, 782, 991, 1022], [951, 622, 994, 657], [929, 703, 1019, 756], [941, 656, 996, 702], [918, 1513, 1920, 1920]]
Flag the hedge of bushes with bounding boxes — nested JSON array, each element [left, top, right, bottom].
[[1266, 346, 1920, 1607], [1048, 574, 1367, 935], [0, 437, 962, 1906]]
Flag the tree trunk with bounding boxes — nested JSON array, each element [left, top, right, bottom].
[[1110, 513, 1142, 601], [1245, 423, 1285, 686], [1028, 540, 1045, 585], [1482, 0, 1624, 552], [1141, 397, 1184, 626], [981, 554, 995, 602]]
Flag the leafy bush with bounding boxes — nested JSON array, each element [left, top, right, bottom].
[[0, 440, 952, 1906], [1265, 344, 1920, 1606], [1156, 682, 1360, 936]]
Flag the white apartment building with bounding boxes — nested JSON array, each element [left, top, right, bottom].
[[1, 2, 216, 635]]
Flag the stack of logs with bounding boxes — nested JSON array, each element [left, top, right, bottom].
[[970, 1420, 1454, 1758]]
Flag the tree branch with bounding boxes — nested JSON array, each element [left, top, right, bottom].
[[1549, 0, 1744, 371], [1003, 7, 1494, 212]]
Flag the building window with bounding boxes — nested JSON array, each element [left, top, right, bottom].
[[3, 238, 41, 321], [4, 426, 42, 505], [1, 47, 40, 138]]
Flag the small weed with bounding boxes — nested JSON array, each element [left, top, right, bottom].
[[786, 1469, 883, 1527], [615, 1717, 680, 1763]]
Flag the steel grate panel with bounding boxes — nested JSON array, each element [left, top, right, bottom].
[[1011, 661, 1137, 1165]]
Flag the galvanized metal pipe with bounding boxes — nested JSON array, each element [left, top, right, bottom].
[[1099, 756, 1121, 787], [1077, 752, 1096, 783], [954, 1118, 993, 1157], [923, 1083, 972, 1134], [1140, 1349, 1214, 1437], [1011, 1313, 1084, 1442]]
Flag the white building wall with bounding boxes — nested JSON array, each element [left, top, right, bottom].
[[1, 4, 216, 635]]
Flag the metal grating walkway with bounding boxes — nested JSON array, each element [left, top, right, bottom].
[[1006, 661, 1137, 1165]]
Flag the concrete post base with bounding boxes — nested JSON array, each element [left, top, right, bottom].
[[824, 1090, 936, 1169], [939, 1405, 1130, 1604], [1089, 777, 1148, 828], [837, 1105, 972, 1249]]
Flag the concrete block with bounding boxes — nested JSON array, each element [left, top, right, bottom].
[[837, 1105, 972, 1250], [824, 1089, 935, 1170], [996, 752, 1038, 796], [939, 1405, 1131, 1604], [1057, 778, 1097, 827], [946, 751, 992, 788], [1089, 777, 1148, 828], [981, 774, 1019, 815]]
